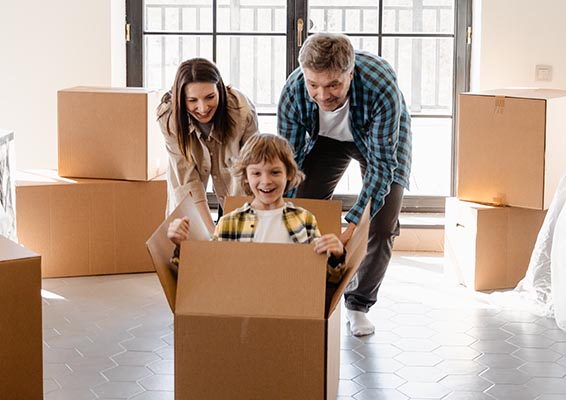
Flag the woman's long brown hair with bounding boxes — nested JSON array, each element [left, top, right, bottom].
[[163, 58, 234, 160]]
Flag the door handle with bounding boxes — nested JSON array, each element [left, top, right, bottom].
[[297, 18, 304, 48]]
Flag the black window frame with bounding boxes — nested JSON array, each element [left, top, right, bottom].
[[126, 0, 472, 213]]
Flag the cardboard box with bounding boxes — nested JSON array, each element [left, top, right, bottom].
[[444, 197, 546, 291], [457, 88, 566, 209], [58, 86, 167, 181], [0, 236, 43, 399], [16, 170, 166, 278], [147, 196, 370, 399]]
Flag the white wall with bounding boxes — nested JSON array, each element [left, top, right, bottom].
[[0, 0, 125, 170], [1, 0, 565, 168], [472, 0, 566, 91]]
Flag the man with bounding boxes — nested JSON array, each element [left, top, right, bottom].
[[278, 33, 412, 336]]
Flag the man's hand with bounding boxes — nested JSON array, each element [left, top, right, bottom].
[[340, 222, 356, 246], [167, 217, 190, 246]]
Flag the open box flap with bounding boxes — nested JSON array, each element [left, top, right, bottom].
[[327, 203, 371, 315], [146, 194, 208, 312], [466, 88, 566, 100], [176, 241, 327, 319], [60, 86, 160, 94], [0, 236, 40, 263], [224, 197, 342, 236]]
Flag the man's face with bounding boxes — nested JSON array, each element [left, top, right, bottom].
[[303, 67, 354, 112]]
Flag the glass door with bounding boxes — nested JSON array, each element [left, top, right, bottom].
[[126, 0, 471, 210], [136, 0, 289, 133]]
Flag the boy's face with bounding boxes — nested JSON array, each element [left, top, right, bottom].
[[247, 158, 288, 211]]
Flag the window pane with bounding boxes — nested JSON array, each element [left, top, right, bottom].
[[258, 115, 277, 135], [334, 161, 363, 195], [383, 0, 454, 33], [317, 118, 452, 197], [145, 35, 213, 89], [145, 0, 213, 32], [217, 0, 286, 32], [382, 37, 454, 116], [409, 117, 452, 196], [308, 0, 379, 33], [216, 36, 286, 114], [346, 36, 379, 58]]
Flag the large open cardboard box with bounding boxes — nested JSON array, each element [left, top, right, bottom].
[[58, 86, 167, 181], [457, 88, 566, 209], [16, 170, 166, 278], [147, 196, 369, 399], [444, 197, 546, 291], [0, 236, 43, 399]]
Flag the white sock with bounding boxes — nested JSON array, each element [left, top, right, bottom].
[[346, 309, 375, 336]]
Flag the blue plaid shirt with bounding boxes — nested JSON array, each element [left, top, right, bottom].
[[277, 50, 412, 224]]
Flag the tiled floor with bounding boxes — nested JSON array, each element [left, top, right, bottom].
[[41, 252, 566, 399]]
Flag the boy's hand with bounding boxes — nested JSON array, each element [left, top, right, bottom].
[[313, 234, 344, 259], [167, 217, 190, 246]]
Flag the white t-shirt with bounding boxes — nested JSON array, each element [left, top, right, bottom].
[[254, 207, 294, 244], [318, 97, 354, 142]]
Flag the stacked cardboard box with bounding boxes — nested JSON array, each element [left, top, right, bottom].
[[16, 170, 166, 278], [15, 87, 168, 278], [0, 236, 43, 398], [446, 89, 566, 290], [147, 196, 370, 399], [58, 87, 167, 181]]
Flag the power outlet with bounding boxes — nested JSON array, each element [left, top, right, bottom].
[[535, 64, 553, 81]]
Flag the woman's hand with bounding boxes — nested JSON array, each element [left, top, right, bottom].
[[167, 217, 190, 246], [313, 233, 344, 259]]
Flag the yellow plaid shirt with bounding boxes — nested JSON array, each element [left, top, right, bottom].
[[172, 202, 345, 283]]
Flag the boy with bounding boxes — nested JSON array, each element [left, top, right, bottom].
[[168, 133, 346, 283]]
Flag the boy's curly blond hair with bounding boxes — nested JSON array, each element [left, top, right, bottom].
[[232, 133, 305, 196]]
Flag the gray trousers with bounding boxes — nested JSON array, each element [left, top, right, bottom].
[[297, 136, 403, 312]]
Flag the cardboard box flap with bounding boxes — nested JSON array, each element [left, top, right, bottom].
[[0, 236, 40, 262], [327, 203, 370, 315], [176, 241, 327, 318], [146, 194, 208, 312], [224, 196, 342, 236], [60, 86, 159, 94], [465, 88, 566, 100]]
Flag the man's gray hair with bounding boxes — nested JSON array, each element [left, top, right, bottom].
[[298, 33, 355, 73]]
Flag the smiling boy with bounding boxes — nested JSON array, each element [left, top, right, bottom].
[[168, 133, 347, 283]]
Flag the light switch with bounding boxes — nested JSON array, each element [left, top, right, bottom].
[[535, 64, 553, 81]]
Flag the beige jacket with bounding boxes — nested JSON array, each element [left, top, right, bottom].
[[157, 86, 258, 215]]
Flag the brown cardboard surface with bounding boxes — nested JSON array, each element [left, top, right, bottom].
[[329, 203, 370, 315], [177, 241, 326, 318], [0, 236, 43, 399], [326, 305, 341, 399], [146, 197, 370, 399], [175, 315, 326, 399], [457, 89, 566, 209], [444, 197, 546, 290], [16, 169, 166, 278], [58, 86, 166, 181]]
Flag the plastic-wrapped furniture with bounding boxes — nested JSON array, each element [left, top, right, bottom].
[[0, 129, 16, 241], [552, 199, 566, 331]]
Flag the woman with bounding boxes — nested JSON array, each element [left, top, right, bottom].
[[157, 58, 259, 234]]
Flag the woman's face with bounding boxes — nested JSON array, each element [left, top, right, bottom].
[[183, 82, 220, 124]]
